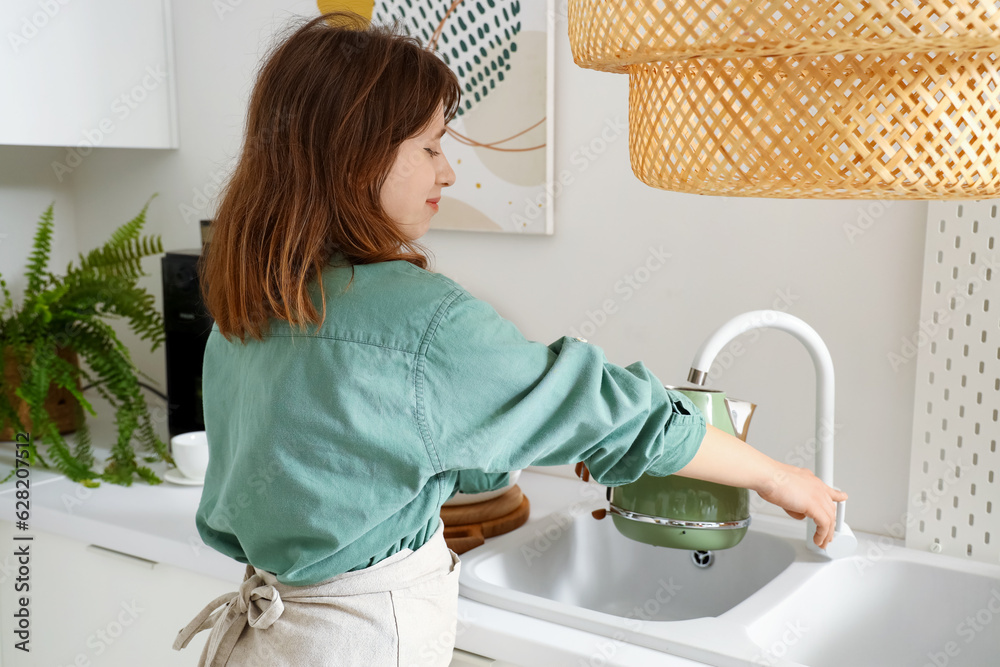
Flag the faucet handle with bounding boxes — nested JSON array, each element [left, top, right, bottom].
[[835, 498, 846, 533]]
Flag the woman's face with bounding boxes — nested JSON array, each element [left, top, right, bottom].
[[380, 103, 456, 240]]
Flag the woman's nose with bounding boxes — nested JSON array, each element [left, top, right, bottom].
[[439, 159, 456, 187]]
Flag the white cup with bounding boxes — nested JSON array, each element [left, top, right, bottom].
[[171, 431, 209, 481]]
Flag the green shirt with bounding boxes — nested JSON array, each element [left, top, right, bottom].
[[195, 257, 706, 586]]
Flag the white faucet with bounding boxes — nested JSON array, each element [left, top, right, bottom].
[[686, 310, 857, 559]]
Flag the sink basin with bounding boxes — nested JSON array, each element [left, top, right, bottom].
[[466, 504, 795, 622], [748, 557, 1000, 667], [458, 496, 1000, 666]]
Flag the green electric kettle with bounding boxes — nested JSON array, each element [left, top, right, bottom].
[[607, 386, 756, 551]]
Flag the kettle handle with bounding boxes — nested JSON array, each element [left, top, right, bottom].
[[574, 462, 610, 520], [723, 397, 757, 441]]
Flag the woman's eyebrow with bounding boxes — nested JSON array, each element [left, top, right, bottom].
[[437, 127, 447, 138]]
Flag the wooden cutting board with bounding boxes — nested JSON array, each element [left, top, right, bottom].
[[440, 485, 524, 524], [440, 485, 530, 555]]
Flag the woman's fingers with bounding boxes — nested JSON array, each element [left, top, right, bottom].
[[822, 508, 836, 547], [810, 477, 845, 549], [812, 512, 825, 548], [820, 488, 847, 547], [810, 489, 839, 548], [824, 498, 839, 546], [814, 518, 829, 548]]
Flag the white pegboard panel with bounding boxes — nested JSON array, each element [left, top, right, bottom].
[[907, 200, 999, 564]]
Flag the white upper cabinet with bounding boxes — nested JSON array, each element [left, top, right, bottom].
[[0, 0, 178, 149]]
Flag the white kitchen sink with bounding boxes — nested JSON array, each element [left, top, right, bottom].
[[458, 497, 1000, 667]]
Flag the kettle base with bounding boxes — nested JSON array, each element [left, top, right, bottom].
[[610, 514, 748, 551]]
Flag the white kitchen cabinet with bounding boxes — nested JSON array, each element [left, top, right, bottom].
[[0, 0, 178, 150], [0, 520, 234, 666]]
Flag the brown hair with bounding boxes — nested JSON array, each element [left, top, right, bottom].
[[200, 11, 461, 343]]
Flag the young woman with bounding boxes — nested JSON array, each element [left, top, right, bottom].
[[173, 11, 846, 666]]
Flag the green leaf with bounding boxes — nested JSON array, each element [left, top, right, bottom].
[[24, 202, 56, 300], [0, 276, 14, 319], [66, 194, 161, 282]]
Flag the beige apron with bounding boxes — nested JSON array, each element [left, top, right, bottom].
[[173, 520, 461, 666]]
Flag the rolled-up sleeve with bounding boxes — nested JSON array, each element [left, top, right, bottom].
[[416, 291, 706, 487]]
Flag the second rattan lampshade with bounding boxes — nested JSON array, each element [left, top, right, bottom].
[[569, 0, 1000, 198]]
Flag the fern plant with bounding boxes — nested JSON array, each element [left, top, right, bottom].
[[0, 195, 175, 487]]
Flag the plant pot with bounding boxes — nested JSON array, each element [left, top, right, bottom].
[[1, 345, 83, 441]]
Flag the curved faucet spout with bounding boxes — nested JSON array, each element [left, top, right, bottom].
[[686, 309, 855, 559], [687, 310, 835, 488]]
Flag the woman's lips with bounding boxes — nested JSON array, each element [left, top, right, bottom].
[[426, 200, 439, 211]]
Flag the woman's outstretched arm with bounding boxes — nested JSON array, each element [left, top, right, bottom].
[[672, 424, 848, 549]]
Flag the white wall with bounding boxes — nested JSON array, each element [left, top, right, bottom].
[[0, 2, 929, 539]]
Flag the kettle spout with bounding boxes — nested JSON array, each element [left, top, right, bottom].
[[723, 398, 757, 442]]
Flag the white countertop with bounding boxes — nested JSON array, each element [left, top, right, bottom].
[[0, 421, 702, 666]]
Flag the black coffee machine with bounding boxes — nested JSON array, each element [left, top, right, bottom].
[[161, 228, 213, 437]]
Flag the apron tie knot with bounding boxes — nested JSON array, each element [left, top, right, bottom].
[[237, 572, 285, 629], [172, 565, 284, 666]]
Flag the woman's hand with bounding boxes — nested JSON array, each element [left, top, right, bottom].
[[754, 464, 848, 549]]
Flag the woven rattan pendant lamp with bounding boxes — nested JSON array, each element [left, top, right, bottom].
[[568, 1, 1000, 198]]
